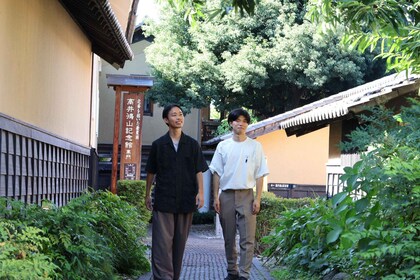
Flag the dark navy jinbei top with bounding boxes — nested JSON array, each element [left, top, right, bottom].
[[146, 132, 208, 213]]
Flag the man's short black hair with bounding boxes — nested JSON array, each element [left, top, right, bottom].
[[162, 104, 183, 119], [228, 108, 251, 124]]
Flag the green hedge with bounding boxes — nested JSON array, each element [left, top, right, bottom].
[[117, 180, 152, 224], [255, 192, 313, 254], [193, 210, 216, 224]]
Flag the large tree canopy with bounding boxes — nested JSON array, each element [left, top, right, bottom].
[[307, 0, 420, 74], [172, 0, 419, 73], [144, 0, 385, 118]]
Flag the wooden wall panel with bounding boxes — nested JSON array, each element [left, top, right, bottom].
[[0, 126, 90, 206]]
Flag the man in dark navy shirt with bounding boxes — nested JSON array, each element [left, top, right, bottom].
[[145, 104, 208, 280]]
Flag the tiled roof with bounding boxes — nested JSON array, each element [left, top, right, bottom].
[[59, 0, 134, 68], [203, 72, 420, 145]]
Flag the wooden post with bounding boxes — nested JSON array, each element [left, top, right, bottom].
[[111, 87, 122, 194]]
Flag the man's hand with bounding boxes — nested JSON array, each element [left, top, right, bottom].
[[212, 173, 221, 214], [252, 199, 260, 215], [213, 197, 220, 214], [196, 193, 204, 209], [145, 173, 155, 212], [145, 196, 153, 211]]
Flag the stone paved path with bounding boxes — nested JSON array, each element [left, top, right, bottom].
[[138, 225, 273, 280]]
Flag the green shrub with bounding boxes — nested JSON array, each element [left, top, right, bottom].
[[192, 210, 216, 224], [0, 190, 151, 279], [117, 180, 152, 224], [334, 100, 420, 278], [262, 198, 338, 275], [271, 267, 318, 280], [82, 191, 150, 276], [0, 196, 112, 280], [263, 99, 420, 279], [34, 194, 116, 279], [255, 192, 312, 254]]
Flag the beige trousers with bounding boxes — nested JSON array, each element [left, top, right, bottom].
[[151, 211, 193, 280], [219, 189, 256, 279]]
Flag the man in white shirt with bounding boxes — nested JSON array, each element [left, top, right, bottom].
[[209, 108, 269, 280]]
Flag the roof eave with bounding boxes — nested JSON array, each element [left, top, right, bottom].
[[203, 73, 420, 145], [59, 0, 134, 69]]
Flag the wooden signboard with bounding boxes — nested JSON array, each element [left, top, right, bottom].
[[120, 92, 145, 180], [106, 74, 153, 194]]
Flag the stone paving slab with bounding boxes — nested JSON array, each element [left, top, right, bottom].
[[138, 225, 273, 280]]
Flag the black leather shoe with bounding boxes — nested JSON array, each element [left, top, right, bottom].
[[224, 274, 239, 280]]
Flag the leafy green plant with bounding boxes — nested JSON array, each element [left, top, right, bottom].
[[263, 100, 420, 279], [262, 99, 420, 279], [255, 192, 312, 254], [33, 194, 115, 279], [82, 191, 150, 276], [0, 190, 151, 279], [262, 198, 339, 275], [117, 180, 152, 224], [308, 0, 420, 74], [332, 99, 420, 278], [271, 266, 319, 280], [0, 220, 58, 279]]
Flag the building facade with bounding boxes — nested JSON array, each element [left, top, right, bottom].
[[203, 73, 420, 198], [0, 0, 136, 205]]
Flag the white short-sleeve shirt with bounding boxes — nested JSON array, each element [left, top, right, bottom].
[[209, 137, 269, 190]]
